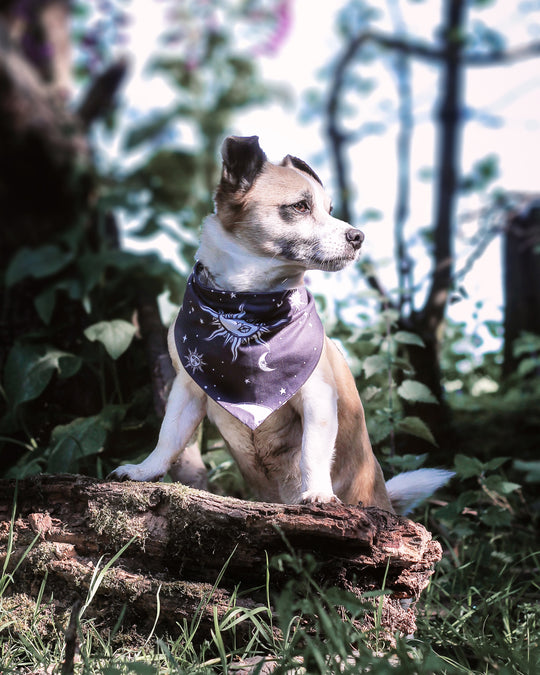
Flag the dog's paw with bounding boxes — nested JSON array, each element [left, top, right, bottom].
[[301, 490, 341, 505], [107, 464, 165, 483]]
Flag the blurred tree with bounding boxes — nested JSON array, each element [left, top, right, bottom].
[[321, 0, 540, 442], [502, 199, 540, 378], [0, 0, 285, 478]]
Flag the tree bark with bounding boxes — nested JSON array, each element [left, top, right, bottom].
[[502, 199, 540, 377], [0, 475, 442, 644]]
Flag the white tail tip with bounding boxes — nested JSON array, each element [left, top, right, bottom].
[[385, 468, 454, 515]]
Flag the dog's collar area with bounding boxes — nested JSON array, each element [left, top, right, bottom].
[[191, 262, 309, 321], [194, 260, 305, 296]]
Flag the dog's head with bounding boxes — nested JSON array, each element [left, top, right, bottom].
[[214, 136, 364, 272]]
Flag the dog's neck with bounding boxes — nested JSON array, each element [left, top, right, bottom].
[[196, 215, 306, 293]]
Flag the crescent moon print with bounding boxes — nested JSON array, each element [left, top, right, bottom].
[[258, 351, 276, 372]]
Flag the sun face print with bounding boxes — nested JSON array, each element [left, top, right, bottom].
[[184, 347, 206, 373], [199, 302, 286, 361]]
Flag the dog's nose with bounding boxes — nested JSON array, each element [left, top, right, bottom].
[[345, 228, 364, 249]]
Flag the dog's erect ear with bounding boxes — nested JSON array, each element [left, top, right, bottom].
[[220, 136, 267, 194], [281, 154, 323, 187]]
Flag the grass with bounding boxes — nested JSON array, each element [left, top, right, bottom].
[[1, 468, 539, 674]]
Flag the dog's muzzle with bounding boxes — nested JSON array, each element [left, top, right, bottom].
[[346, 228, 364, 250]]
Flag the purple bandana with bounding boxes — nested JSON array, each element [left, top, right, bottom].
[[174, 266, 324, 430]]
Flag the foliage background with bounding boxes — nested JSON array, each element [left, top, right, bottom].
[[0, 0, 539, 673]]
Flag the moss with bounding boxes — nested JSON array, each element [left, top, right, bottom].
[[26, 541, 58, 574], [93, 567, 147, 602], [160, 578, 215, 598], [165, 486, 209, 562], [0, 593, 58, 639], [166, 482, 192, 510], [87, 501, 148, 551], [116, 484, 157, 512]]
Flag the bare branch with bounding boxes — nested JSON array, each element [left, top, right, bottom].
[[464, 41, 540, 67], [325, 33, 395, 308], [335, 27, 540, 67]]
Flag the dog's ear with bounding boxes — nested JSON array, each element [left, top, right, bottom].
[[281, 155, 323, 187], [220, 136, 267, 194]]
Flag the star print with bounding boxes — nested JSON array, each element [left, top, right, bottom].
[[280, 387, 286, 395], [182, 335, 188, 342], [289, 289, 306, 312], [245, 378, 251, 384], [230, 292, 237, 298]]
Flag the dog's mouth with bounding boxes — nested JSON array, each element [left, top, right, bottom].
[[316, 256, 357, 271], [308, 255, 358, 272], [274, 237, 360, 271]]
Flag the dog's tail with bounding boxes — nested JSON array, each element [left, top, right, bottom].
[[385, 469, 454, 515]]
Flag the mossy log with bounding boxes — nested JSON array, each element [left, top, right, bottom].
[[0, 475, 442, 643]]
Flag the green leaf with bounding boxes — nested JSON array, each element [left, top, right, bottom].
[[34, 279, 83, 325], [513, 460, 540, 483], [3, 344, 81, 410], [397, 380, 438, 404], [6, 245, 75, 286], [513, 332, 540, 358], [48, 406, 125, 473], [359, 208, 383, 223], [363, 354, 388, 379], [454, 454, 483, 479], [48, 417, 107, 473], [480, 506, 512, 528], [84, 320, 137, 360], [483, 457, 509, 472], [397, 416, 437, 446], [123, 111, 176, 151], [34, 287, 58, 325], [484, 320, 502, 338], [394, 331, 425, 348], [386, 453, 428, 471], [517, 357, 539, 378], [362, 385, 382, 402], [483, 475, 521, 495], [367, 417, 393, 444]]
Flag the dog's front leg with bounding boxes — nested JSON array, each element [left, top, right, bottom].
[[110, 371, 206, 482], [297, 365, 339, 504]]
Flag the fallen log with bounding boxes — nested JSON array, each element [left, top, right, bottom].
[[0, 475, 442, 643]]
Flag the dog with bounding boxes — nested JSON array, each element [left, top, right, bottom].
[[111, 135, 452, 513]]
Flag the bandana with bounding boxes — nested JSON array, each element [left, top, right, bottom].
[[174, 265, 324, 430]]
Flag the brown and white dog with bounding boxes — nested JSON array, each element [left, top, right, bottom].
[[111, 136, 451, 513]]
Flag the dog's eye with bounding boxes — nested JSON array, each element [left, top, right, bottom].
[[292, 200, 310, 214]]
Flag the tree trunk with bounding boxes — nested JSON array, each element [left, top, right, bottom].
[[502, 199, 540, 377], [0, 475, 442, 645], [397, 0, 467, 445]]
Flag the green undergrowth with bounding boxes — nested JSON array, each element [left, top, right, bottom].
[[1, 459, 539, 674]]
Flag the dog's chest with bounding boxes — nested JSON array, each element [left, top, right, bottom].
[[207, 397, 304, 499]]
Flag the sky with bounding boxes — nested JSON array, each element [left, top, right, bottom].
[[113, 0, 540, 345]]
